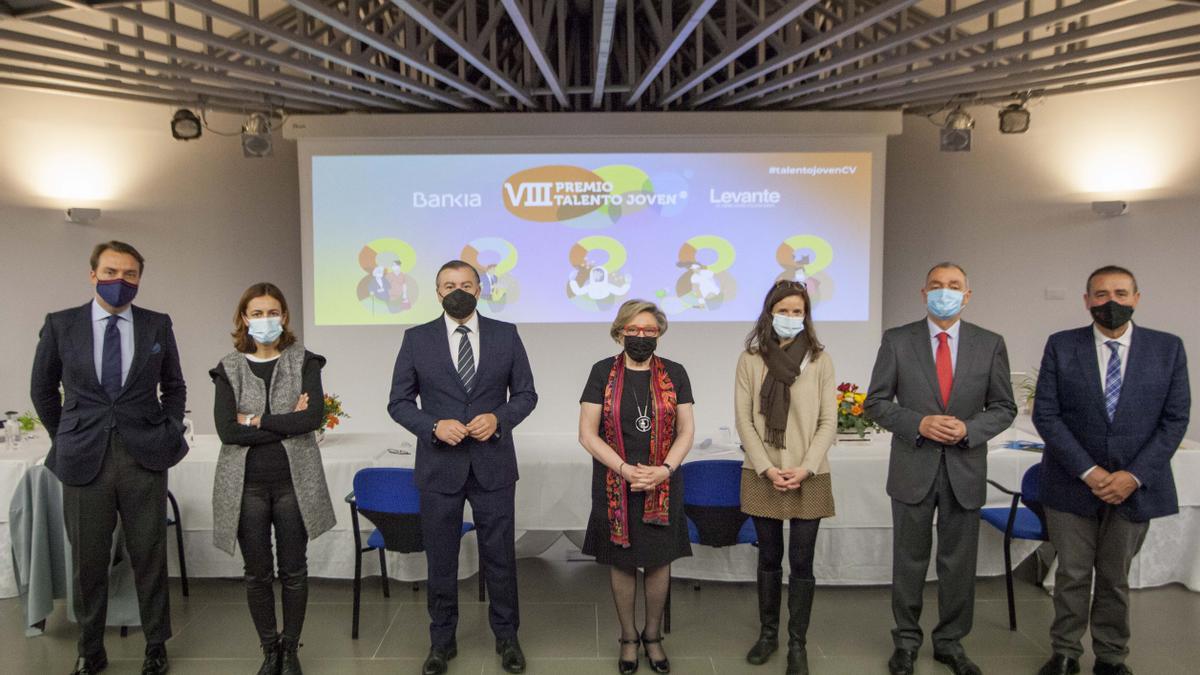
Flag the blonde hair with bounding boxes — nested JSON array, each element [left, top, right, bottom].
[[609, 299, 668, 343]]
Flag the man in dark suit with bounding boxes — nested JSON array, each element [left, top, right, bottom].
[[1033, 266, 1190, 675], [865, 262, 1017, 675], [388, 260, 538, 675], [30, 241, 188, 675]]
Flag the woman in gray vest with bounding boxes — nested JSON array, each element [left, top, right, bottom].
[[211, 283, 335, 675]]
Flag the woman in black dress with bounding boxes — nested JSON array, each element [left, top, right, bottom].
[[579, 300, 696, 674]]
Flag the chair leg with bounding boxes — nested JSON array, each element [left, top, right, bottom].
[[352, 549, 363, 640], [663, 577, 672, 635], [412, 582, 419, 592], [168, 492, 189, 598], [120, 626, 128, 638], [1003, 535, 1016, 631], [478, 547, 486, 602], [378, 548, 391, 598]]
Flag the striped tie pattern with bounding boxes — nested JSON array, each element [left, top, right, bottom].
[[1104, 340, 1122, 422], [456, 325, 476, 392]]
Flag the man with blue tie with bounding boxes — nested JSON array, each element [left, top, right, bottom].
[[30, 241, 188, 675], [1033, 266, 1190, 675], [388, 260, 538, 675]]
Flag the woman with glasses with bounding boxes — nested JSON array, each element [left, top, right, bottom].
[[736, 281, 836, 675], [578, 299, 696, 674]]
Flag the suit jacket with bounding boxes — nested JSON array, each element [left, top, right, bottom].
[[387, 314, 538, 494], [1033, 325, 1190, 522], [30, 302, 188, 486], [865, 319, 1017, 510]]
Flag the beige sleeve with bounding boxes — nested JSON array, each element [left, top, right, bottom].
[[735, 352, 774, 476], [801, 353, 838, 475]]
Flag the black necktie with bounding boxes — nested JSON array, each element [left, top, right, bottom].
[[456, 325, 476, 391], [101, 314, 123, 399]]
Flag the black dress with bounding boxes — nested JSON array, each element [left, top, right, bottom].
[[580, 356, 694, 569]]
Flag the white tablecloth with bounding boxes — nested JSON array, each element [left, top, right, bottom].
[[5, 418, 1199, 598]]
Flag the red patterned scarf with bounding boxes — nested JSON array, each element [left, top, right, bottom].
[[602, 354, 677, 547]]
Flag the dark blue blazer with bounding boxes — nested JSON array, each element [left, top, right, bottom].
[[1033, 325, 1190, 522], [30, 302, 189, 486], [387, 314, 538, 494]]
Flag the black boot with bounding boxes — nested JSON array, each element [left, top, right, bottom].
[[256, 636, 281, 675], [746, 570, 782, 665], [786, 576, 815, 675], [278, 637, 303, 675]]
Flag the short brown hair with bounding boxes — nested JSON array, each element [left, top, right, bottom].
[[90, 240, 145, 274], [609, 299, 668, 343], [436, 259, 480, 285], [1086, 265, 1138, 294], [925, 261, 967, 284], [232, 282, 297, 354]]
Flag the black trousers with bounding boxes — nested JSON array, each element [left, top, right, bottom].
[[237, 478, 310, 645], [752, 516, 821, 579], [62, 432, 170, 659], [420, 470, 518, 648]]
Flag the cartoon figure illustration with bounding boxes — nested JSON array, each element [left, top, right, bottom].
[[461, 237, 519, 309], [664, 235, 736, 314], [569, 265, 632, 300], [680, 261, 721, 307], [356, 238, 418, 314]]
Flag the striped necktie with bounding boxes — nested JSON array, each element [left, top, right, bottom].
[[1104, 341, 1122, 421], [456, 325, 476, 392]]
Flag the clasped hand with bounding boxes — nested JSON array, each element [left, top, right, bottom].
[[765, 467, 811, 492], [919, 414, 967, 445], [621, 463, 670, 492], [435, 413, 498, 445], [1084, 468, 1138, 505]]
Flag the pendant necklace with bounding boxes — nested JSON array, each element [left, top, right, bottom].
[[631, 378, 652, 433]]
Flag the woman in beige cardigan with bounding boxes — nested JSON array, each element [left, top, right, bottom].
[[735, 280, 837, 675]]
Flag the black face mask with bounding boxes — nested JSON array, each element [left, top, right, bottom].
[[624, 335, 657, 363], [441, 289, 478, 320], [1090, 300, 1135, 331]]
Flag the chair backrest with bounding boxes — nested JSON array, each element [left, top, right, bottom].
[[1020, 462, 1047, 528], [681, 459, 743, 507], [353, 467, 420, 514]]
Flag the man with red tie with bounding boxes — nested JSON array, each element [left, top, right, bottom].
[[865, 263, 1017, 675]]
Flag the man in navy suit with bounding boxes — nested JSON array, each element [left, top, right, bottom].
[[1033, 265, 1190, 675], [30, 241, 188, 675], [388, 260, 538, 675]]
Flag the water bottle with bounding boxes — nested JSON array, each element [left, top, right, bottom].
[[3, 419, 16, 451]]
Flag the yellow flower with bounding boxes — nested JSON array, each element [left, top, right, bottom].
[[854, 392, 866, 403]]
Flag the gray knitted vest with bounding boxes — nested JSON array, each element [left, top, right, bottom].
[[211, 344, 336, 555]]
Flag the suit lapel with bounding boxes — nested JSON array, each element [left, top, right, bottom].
[[908, 321, 945, 410], [949, 322, 980, 407], [1075, 328, 1108, 422], [119, 307, 155, 397], [1110, 326, 1145, 423], [71, 303, 103, 391], [474, 316, 498, 392]]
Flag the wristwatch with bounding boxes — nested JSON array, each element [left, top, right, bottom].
[[662, 462, 675, 475]]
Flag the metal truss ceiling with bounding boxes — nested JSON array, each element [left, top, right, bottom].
[[1, 0, 1197, 114]]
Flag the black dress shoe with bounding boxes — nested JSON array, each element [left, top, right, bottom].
[[1038, 654, 1081, 675], [69, 654, 108, 675], [888, 648, 917, 675], [617, 636, 640, 674], [140, 644, 169, 675], [255, 638, 281, 675], [1093, 662, 1133, 675], [496, 637, 527, 674], [278, 637, 303, 675], [421, 644, 457, 675], [639, 632, 669, 674], [934, 651, 982, 675]]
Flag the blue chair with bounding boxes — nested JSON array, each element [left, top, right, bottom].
[[665, 459, 757, 633], [981, 462, 1048, 630], [346, 467, 482, 639]]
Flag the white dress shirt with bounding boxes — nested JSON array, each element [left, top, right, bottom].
[[91, 299, 134, 386], [1081, 323, 1139, 484], [927, 317, 961, 372], [444, 311, 481, 371]]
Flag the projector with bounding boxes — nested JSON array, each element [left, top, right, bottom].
[[66, 208, 101, 224]]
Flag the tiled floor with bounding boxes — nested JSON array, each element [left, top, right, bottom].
[[2, 542, 1195, 674]]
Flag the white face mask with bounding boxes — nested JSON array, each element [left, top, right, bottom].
[[247, 316, 283, 344], [772, 313, 806, 339]]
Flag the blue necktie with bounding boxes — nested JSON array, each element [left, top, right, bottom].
[[456, 325, 476, 392], [1104, 341, 1122, 422], [101, 314, 123, 399]]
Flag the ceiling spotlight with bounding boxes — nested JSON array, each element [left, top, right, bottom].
[[170, 109, 202, 141], [241, 113, 273, 158], [939, 105, 974, 152], [999, 103, 1031, 134]]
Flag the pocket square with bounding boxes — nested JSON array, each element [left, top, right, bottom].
[[150, 342, 162, 354]]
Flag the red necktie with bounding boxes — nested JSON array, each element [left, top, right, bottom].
[[936, 332, 953, 406]]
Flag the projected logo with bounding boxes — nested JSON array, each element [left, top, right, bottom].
[[356, 238, 419, 314], [774, 234, 836, 305], [502, 164, 688, 224], [658, 235, 738, 315], [461, 237, 520, 312], [566, 235, 632, 310]]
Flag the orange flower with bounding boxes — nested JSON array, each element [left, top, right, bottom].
[[836, 393, 845, 403], [851, 404, 864, 416]]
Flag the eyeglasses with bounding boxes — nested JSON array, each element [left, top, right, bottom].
[[622, 325, 660, 337]]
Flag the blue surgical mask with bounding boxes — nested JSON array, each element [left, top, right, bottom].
[[96, 278, 138, 308], [926, 288, 965, 319], [772, 314, 806, 339], [247, 317, 283, 344]]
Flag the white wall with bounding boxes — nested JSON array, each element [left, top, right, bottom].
[[0, 87, 302, 433], [884, 79, 1200, 437]]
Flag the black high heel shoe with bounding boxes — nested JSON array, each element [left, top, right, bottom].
[[640, 631, 670, 674], [617, 636, 640, 674]]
